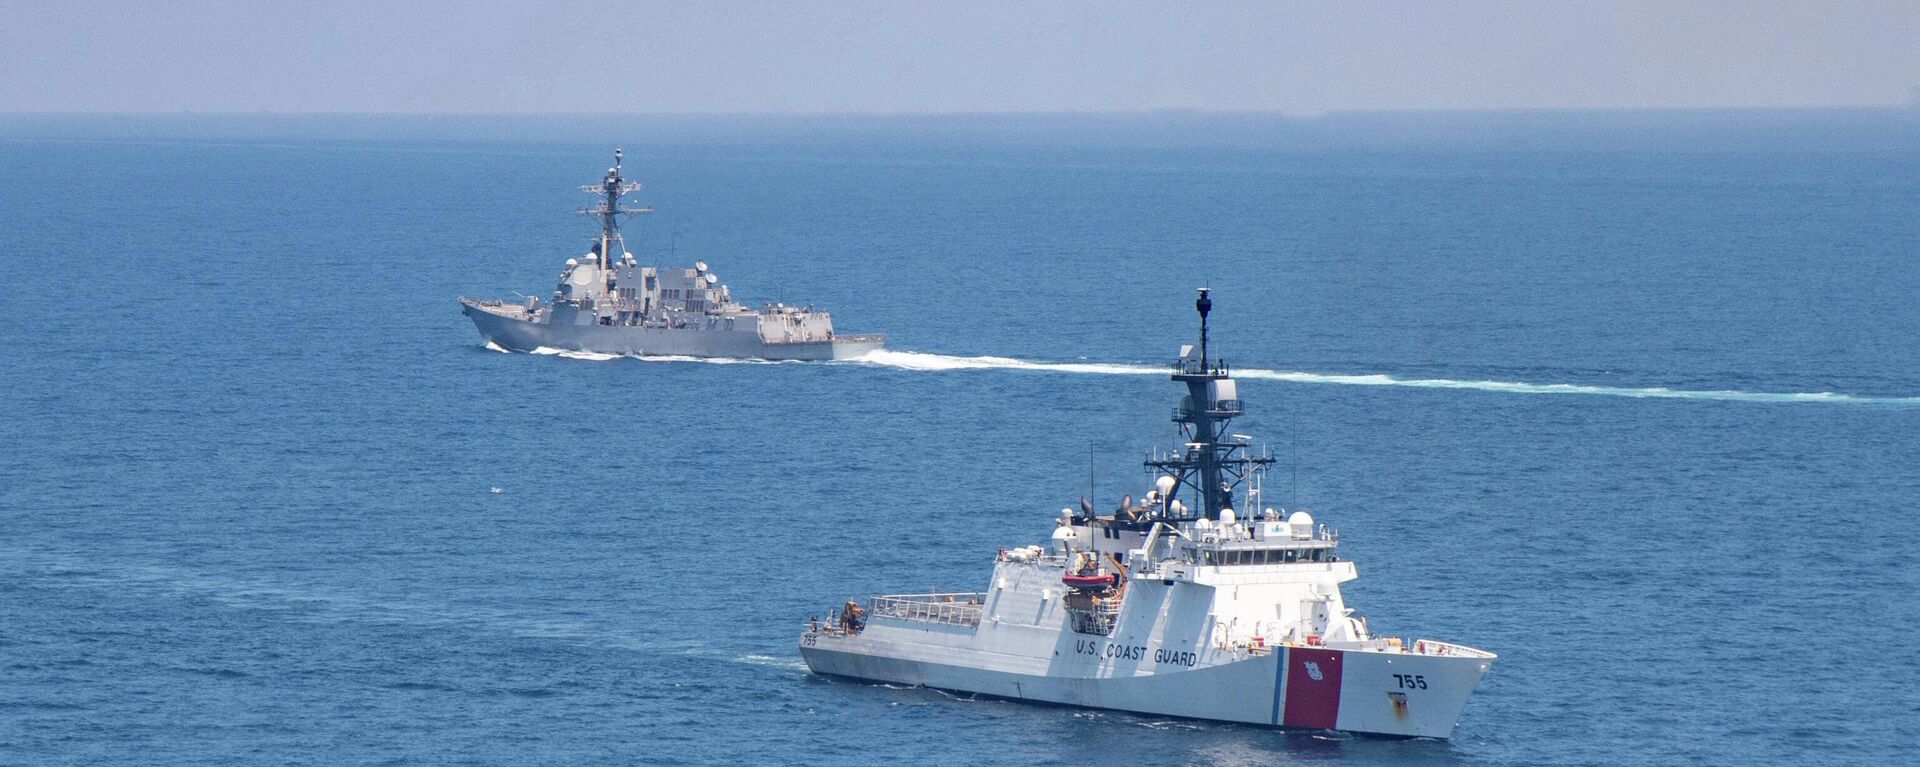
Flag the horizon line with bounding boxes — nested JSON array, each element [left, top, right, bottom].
[[6, 104, 1920, 120]]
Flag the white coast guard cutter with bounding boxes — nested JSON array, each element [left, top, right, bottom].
[[800, 290, 1495, 738]]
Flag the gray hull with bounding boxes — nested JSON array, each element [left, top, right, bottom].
[[462, 299, 884, 361]]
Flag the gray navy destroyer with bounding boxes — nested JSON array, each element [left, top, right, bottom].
[[801, 290, 1495, 738], [460, 150, 884, 360]]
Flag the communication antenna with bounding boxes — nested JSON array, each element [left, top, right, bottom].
[[1290, 408, 1299, 509], [1088, 446, 1096, 517], [1195, 287, 1212, 369]]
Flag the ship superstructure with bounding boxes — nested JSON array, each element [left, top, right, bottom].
[[800, 290, 1494, 738], [460, 150, 884, 360]]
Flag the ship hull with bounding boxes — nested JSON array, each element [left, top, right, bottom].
[[461, 299, 884, 361], [801, 629, 1489, 739]]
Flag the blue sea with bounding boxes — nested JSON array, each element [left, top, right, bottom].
[[3, 112, 1918, 766]]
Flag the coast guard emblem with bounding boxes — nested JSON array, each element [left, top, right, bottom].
[[1305, 661, 1325, 681]]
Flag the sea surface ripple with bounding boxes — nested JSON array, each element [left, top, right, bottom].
[[4, 118, 1918, 766]]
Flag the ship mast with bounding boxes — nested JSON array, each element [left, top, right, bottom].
[[577, 149, 652, 268], [1146, 289, 1274, 520]]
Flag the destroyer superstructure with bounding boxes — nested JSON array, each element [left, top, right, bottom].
[[460, 150, 884, 360], [800, 290, 1494, 738]]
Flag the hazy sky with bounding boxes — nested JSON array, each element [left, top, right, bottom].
[[4, 1, 1918, 114]]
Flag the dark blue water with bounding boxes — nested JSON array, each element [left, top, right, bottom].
[[4, 116, 1919, 766]]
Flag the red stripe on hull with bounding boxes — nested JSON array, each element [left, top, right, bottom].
[[1282, 647, 1344, 730]]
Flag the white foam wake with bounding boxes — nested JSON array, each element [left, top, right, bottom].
[[529, 346, 623, 361], [851, 350, 1161, 377], [526, 346, 793, 365], [497, 345, 1920, 406], [848, 351, 1920, 407]]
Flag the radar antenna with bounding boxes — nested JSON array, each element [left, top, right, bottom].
[[577, 148, 653, 267]]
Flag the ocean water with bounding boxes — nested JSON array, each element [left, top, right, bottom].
[[3, 114, 1919, 766]]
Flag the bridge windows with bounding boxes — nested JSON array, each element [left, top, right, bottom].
[[1201, 547, 1329, 566]]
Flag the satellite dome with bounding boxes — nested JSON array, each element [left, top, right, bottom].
[[1155, 475, 1176, 496], [695, 261, 709, 272], [1287, 511, 1315, 539], [1219, 508, 1236, 526], [565, 258, 578, 267]]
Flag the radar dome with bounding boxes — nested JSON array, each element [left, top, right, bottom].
[[1219, 508, 1236, 526], [695, 261, 709, 272], [1287, 511, 1315, 539], [1155, 476, 1176, 496], [565, 258, 579, 267]]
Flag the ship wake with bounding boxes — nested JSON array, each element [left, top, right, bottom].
[[525, 346, 798, 365], [494, 345, 1920, 406], [850, 351, 1920, 407]]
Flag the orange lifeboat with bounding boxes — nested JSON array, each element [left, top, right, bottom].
[[1062, 572, 1117, 590]]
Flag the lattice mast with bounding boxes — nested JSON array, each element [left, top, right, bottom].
[[1146, 289, 1275, 520], [577, 149, 652, 267]]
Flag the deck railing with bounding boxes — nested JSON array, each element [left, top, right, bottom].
[[1412, 639, 1497, 658], [870, 593, 987, 628]]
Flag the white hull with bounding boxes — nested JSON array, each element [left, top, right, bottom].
[[803, 626, 1487, 738], [800, 566, 1492, 739]]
